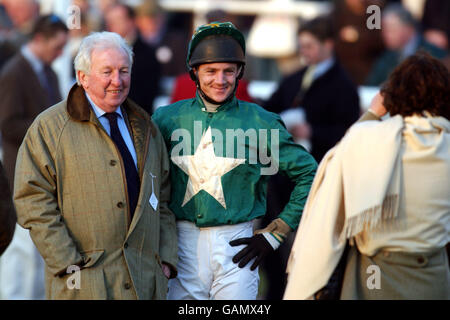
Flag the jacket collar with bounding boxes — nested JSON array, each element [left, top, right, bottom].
[[66, 83, 157, 181], [66, 84, 156, 138]]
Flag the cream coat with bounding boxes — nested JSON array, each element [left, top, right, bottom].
[[284, 113, 450, 299]]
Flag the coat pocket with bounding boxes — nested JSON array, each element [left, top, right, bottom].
[[154, 253, 169, 300], [81, 249, 105, 269], [49, 249, 107, 299], [50, 266, 107, 299]]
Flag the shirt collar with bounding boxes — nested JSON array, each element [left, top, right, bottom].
[[402, 34, 420, 58], [312, 56, 335, 80], [21, 44, 44, 75], [195, 90, 238, 113], [85, 92, 124, 119]]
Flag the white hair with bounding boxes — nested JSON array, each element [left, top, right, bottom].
[[74, 31, 134, 85]]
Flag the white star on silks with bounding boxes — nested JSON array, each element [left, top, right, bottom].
[[171, 126, 245, 209]]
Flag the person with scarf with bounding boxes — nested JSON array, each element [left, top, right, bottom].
[[284, 52, 449, 300]]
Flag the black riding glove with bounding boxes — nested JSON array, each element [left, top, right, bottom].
[[229, 234, 274, 271]]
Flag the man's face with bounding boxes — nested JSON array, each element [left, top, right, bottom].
[[3, 0, 39, 28], [382, 14, 415, 50], [298, 32, 331, 65], [105, 6, 135, 38], [78, 47, 131, 112], [195, 62, 239, 103], [39, 31, 68, 65]]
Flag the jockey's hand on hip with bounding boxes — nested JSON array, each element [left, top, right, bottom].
[[229, 234, 274, 270]]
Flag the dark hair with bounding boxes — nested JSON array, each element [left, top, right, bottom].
[[382, 3, 418, 30], [112, 3, 136, 20], [31, 14, 68, 39], [381, 51, 450, 119], [298, 15, 334, 41]]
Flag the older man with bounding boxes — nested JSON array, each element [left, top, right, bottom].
[[13, 32, 177, 300]]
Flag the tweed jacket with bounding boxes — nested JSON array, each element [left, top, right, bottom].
[[0, 52, 61, 189], [13, 84, 177, 299]]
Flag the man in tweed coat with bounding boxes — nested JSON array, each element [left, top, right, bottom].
[[13, 32, 177, 299]]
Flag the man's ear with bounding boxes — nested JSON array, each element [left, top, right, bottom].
[[77, 70, 88, 88], [189, 67, 198, 81]]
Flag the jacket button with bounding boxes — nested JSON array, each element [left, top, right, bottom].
[[110, 160, 117, 166], [117, 202, 124, 208], [124, 242, 128, 249], [124, 282, 131, 290]]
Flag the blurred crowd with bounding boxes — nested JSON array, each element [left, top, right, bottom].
[[0, 0, 449, 300]]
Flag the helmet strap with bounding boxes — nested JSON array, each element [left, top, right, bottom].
[[196, 80, 238, 106], [237, 64, 245, 80]]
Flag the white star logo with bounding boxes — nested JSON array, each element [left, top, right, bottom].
[[171, 126, 245, 209]]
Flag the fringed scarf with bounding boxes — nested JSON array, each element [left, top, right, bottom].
[[284, 114, 404, 300], [339, 115, 403, 241]]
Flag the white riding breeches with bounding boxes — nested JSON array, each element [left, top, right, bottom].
[[167, 220, 259, 300]]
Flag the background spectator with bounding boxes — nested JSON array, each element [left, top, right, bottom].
[[366, 3, 448, 85], [135, 0, 190, 78], [0, 0, 39, 70], [264, 15, 360, 162], [0, 14, 68, 300], [0, 14, 68, 190], [331, 0, 386, 85], [105, 3, 161, 115], [421, 0, 450, 51]]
